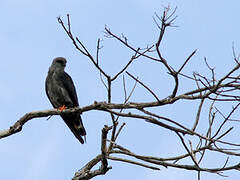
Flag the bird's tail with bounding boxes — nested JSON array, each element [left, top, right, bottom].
[[61, 114, 86, 144]]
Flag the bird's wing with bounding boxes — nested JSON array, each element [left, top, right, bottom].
[[60, 72, 79, 107], [45, 71, 73, 108]]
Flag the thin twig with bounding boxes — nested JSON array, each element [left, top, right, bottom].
[[126, 71, 161, 102], [192, 98, 205, 131], [107, 156, 160, 170], [177, 49, 197, 73]]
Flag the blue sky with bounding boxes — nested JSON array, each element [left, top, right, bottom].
[[0, 0, 240, 180]]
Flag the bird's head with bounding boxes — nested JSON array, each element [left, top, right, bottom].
[[51, 57, 67, 69]]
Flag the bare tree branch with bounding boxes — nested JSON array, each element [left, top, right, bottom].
[[2, 6, 240, 180]]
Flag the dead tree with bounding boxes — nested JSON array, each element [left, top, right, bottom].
[[1, 6, 240, 180]]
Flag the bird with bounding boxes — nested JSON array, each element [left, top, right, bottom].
[[45, 57, 86, 144]]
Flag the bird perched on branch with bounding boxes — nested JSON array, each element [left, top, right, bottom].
[[45, 57, 86, 144]]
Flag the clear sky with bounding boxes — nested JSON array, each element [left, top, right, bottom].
[[0, 0, 240, 180]]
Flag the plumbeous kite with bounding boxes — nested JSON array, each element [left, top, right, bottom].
[[45, 57, 86, 144]]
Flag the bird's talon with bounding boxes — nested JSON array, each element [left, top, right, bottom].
[[59, 105, 66, 111]]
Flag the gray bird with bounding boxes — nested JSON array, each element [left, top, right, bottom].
[[45, 57, 86, 144]]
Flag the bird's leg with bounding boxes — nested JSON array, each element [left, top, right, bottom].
[[58, 105, 66, 111]]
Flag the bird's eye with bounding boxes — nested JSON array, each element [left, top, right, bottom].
[[56, 60, 64, 65]]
